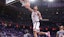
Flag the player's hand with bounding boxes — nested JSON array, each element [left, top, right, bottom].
[[24, 3, 30, 8], [40, 18, 43, 20]]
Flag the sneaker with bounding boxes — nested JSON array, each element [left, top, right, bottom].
[[45, 31, 50, 37]]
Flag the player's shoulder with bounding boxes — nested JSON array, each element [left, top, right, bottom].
[[57, 31, 60, 34], [57, 30, 63, 34]]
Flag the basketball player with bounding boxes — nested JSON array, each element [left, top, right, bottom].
[[19, 0, 50, 37], [56, 25, 64, 37]]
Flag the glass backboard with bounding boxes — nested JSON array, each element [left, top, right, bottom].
[[6, 0, 15, 4]]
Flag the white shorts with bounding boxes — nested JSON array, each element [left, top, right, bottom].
[[33, 21, 40, 32]]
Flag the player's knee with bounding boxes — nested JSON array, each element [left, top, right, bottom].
[[33, 31, 37, 34]]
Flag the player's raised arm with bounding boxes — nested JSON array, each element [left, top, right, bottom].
[[24, 3, 34, 12], [19, 0, 33, 12]]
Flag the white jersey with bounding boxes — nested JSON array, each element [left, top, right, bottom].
[[57, 30, 64, 37], [31, 11, 40, 22]]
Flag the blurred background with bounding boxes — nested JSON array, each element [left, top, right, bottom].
[[0, 0, 64, 37]]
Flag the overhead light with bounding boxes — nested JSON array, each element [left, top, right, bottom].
[[29, 0, 35, 2], [48, 0, 54, 2]]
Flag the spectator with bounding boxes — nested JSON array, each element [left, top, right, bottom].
[[23, 29, 32, 37], [56, 25, 64, 37]]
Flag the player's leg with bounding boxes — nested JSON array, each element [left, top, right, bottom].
[[38, 31, 50, 37], [38, 32, 46, 35], [33, 22, 38, 37], [36, 22, 50, 37], [35, 22, 45, 35], [33, 22, 40, 37], [33, 31, 38, 37], [46, 31, 50, 37]]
